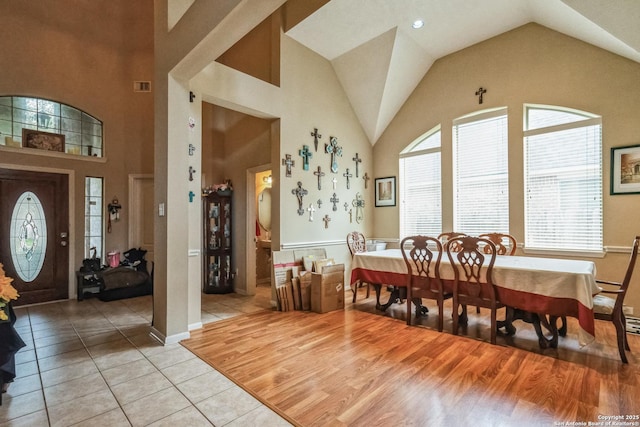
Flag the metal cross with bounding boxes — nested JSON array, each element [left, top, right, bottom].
[[352, 192, 365, 224], [317, 199, 322, 209], [299, 145, 312, 171], [363, 172, 371, 189], [349, 209, 353, 223], [343, 168, 352, 189], [282, 154, 295, 177], [189, 166, 196, 181], [330, 193, 339, 211], [343, 202, 348, 212], [325, 136, 343, 173], [323, 214, 331, 229], [292, 181, 308, 216], [307, 203, 316, 222], [352, 153, 362, 177], [475, 87, 487, 104], [314, 166, 325, 190], [310, 127, 322, 152]]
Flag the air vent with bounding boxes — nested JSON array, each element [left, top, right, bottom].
[[133, 81, 151, 92]]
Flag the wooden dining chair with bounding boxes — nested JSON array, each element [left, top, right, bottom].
[[478, 232, 517, 255], [347, 231, 371, 303], [446, 235, 504, 344], [401, 236, 452, 331], [437, 232, 467, 253], [592, 235, 640, 363]]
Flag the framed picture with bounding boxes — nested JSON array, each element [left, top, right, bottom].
[[375, 176, 396, 207], [22, 129, 65, 152], [611, 144, 640, 195]]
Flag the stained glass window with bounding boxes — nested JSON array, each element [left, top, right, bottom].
[[10, 192, 47, 282]]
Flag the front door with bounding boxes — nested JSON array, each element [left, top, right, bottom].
[[0, 168, 69, 305]]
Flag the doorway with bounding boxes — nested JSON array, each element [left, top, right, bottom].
[[0, 168, 69, 305]]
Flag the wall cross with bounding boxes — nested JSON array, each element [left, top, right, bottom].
[[475, 87, 487, 104], [299, 145, 312, 171], [363, 172, 371, 189], [325, 136, 343, 173], [330, 193, 339, 211], [282, 154, 295, 177], [307, 203, 316, 222], [292, 181, 308, 216], [310, 127, 322, 152], [323, 214, 331, 229], [314, 166, 325, 190], [343, 168, 353, 189], [352, 153, 362, 177]]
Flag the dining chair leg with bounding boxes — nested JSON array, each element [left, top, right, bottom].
[[452, 300, 459, 335], [613, 315, 628, 363], [365, 283, 370, 299], [621, 312, 630, 351], [490, 309, 497, 344], [437, 299, 444, 332]]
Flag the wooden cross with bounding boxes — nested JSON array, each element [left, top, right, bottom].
[[330, 193, 339, 211], [323, 214, 331, 229], [310, 127, 322, 152], [317, 199, 322, 209], [282, 154, 295, 177], [291, 181, 308, 216], [325, 136, 343, 173], [343, 168, 353, 189], [363, 172, 371, 189], [475, 87, 487, 104], [307, 203, 316, 222], [352, 192, 365, 224], [352, 153, 362, 177], [299, 145, 312, 171], [332, 177, 337, 190], [314, 166, 325, 190]]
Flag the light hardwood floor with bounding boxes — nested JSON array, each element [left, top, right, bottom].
[[183, 287, 640, 427]]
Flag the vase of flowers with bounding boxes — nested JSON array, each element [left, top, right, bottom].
[[0, 263, 19, 322]]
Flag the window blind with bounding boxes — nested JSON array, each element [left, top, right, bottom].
[[524, 108, 602, 252], [399, 129, 441, 238], [453, 109, 509, 235]]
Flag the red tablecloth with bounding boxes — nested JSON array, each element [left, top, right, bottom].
[[350, 249, 600, 345]]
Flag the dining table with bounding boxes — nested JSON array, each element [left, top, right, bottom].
[[349, 248, 601, 346]]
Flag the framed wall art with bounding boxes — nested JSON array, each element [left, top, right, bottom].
[[611, 144, 640, 195], [22, 129, 65, 152], [375, 176, 396, 207]]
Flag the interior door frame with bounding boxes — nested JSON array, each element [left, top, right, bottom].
[[246, 163, 271, 297], [0, 163, 75, 300], [128, 173, 154, 264]]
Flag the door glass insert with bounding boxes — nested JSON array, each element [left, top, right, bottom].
[[10, 191, 47, 282]]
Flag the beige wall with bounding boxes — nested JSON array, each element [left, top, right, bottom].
[[374, 23, 640, 312], [0, 0, 154, 288]]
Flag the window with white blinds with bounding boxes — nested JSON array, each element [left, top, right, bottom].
[[524, 105, 602, 252], [399, 127, 442, 238], [453, 108, 509, 235]]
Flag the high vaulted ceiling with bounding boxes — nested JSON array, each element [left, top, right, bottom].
[[285, 0, 640, 145]]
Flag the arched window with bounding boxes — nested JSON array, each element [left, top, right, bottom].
[[524, 104, 602, 252], [0, 96, 103, 157], [399, 126, 442, 238]]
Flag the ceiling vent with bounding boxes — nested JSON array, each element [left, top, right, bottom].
[[133, 81, 151, 92]]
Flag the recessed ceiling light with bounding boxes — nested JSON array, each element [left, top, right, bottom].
[[412, 20, 424, 29]]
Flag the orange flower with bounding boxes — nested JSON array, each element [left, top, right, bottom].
[[0, 262, 19, 321]]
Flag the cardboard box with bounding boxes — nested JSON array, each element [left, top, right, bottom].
[[311, 264, 345, 313], [298, 271, 313, 310]]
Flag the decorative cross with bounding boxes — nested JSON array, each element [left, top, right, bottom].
[[352, 192, 365, 224], [325, 136, 343, 173], [332, 177, 337, 190], [352, 153, 362, 177], [330, 193, 339, 211], [188, 144, 196, 156], [317, 199, 322, 209], [323, 214, 331, 229], [314, 166, 325, 190], [363, 172, 371, 189], [310, 127, 322, 152], [343, 202, 348, 212], [307, 203, 316, 222], [475, 87, 487, 104], [189, 166, 196, 181], [299, 145, 312, 171], [282, 154, 295, 177], [343, 168, 353, 189], [292, 181, 308, 216], [349, 209, 353, 223]]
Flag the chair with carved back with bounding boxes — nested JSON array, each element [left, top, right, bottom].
[[437, 232, 467, 253], [445, 235, 504, 344], [347, 231, 371, 303], [592, 235, 639, 363], [478, 232, 517, 255], [401, 236, 452, 332]]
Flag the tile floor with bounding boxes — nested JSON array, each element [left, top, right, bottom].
[[0, 285, 291, 427]]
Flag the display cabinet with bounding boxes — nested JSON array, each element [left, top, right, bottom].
[[203, 191, 234, 294]]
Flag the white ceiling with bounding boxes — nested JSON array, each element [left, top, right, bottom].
[[285, 0, 640, 145]]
